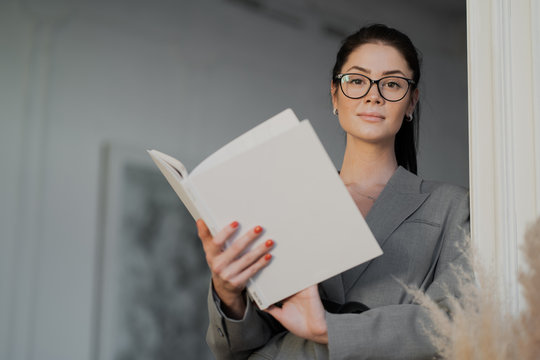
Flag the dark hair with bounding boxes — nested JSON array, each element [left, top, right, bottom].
[[332, 24, 421, 174]]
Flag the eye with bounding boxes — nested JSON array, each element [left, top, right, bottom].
[[385, 81, 402, 89], [344, 75, 367, 86]]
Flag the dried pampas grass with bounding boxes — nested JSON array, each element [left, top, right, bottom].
[[515, 219, 540, 360], [416, 218, 540, 360]]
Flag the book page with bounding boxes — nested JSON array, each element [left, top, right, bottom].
[[147, 150, 205, 223], [191, 108, 299, 177], [189, 120, 382, 309], [148, 149, 189, 178]]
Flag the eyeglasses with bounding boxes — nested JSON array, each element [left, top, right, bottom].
[[336, 73, 415, 102]]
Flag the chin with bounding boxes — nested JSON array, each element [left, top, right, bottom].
[[346, 132, 386, 144]]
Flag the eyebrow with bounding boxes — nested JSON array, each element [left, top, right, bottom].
[[345, 66, 407, 77]]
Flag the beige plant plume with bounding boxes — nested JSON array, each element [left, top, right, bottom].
[[515, 218, 540, 359], [416, 218, 540, 359]]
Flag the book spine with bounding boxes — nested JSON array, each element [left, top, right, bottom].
[[183, 178, 218, 236], [246, 281, 268, 310]]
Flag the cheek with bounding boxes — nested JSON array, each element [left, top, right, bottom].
[[337, 112, 348, 130], [390, 103, 409, 121], [385, 105, 408, 133], [337, 102, 358, 126]]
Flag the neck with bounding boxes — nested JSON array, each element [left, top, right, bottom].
[[339, 135, 398, 188]]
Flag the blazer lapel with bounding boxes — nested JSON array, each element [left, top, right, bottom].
[[319, 273, 346, 303], [342, 167, 430, 294]]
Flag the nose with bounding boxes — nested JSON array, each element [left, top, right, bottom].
[[364, 82, 383, 103]]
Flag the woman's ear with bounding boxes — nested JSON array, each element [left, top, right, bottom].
[[407, 88, 419, 115], [331, 81, 338, 110]]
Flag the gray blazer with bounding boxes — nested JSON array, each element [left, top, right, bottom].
[[206, 167, 470, 360]]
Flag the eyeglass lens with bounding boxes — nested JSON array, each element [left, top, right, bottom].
[[340, 74, 410, 101]]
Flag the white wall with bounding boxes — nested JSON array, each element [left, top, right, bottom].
[[0, 0, 467, 359]]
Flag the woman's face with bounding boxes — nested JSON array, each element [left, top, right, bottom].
[[332, 43, 418, 146]]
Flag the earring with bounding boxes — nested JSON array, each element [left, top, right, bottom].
[[406, 114, 413, 122], [333, 108, 339, 116]]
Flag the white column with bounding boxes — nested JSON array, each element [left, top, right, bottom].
[[467, 0, 539, 314], [533, 0, 540, 223]]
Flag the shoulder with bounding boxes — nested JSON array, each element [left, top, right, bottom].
[[391, 166, 468, 203], [387, 167, 469, 220], [421, 180, 468, 201], [419, 178, 469, 221]]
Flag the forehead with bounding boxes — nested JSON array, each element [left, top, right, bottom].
[[342, 43, 412, 76]]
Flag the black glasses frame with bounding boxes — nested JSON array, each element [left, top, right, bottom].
[[336, 73, 416, 102]]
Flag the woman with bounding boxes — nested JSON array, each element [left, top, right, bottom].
[[198, 24, 470, 359]]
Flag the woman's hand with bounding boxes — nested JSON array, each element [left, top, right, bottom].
[[197, 219, 274, 319], [265, 285, 328, 344]]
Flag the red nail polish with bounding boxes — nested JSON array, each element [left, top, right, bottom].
[[230, 221, 239, 228], [264, 253, 272, 261], [254, 225, 263, 234], [265, 239, 274, 248]]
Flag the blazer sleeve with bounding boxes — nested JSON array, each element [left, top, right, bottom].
[[325, 191, 471, 360], [206, 284, 282, 360]]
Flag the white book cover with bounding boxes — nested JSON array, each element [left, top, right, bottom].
[[148, 109, 382, 309]]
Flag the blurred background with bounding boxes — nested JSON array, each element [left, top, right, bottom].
[[0, 0, 467, 359]]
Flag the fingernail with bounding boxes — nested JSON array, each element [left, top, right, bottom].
[[264, 253, 272, 261], [230, 221, 239, 228], [265, 239, 274, 248], [254, 225, 263, 234]]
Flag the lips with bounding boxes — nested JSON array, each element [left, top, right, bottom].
[[357, 112, 385, 121]]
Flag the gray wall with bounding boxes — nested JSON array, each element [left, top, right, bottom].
[[0, 0, 467, 359]]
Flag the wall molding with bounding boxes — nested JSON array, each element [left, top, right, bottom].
[[467, 0, 538, 313], [9, 2, 74, 356]]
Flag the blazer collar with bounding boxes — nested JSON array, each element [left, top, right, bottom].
[[327, 166, 431, 299]]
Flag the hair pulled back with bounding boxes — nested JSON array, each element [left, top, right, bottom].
[[332, 24, 422, 174]]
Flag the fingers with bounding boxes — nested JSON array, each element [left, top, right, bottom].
[[196, 219, 212, 242], [197, 220, 274, 287], [198, 219, 268, 261], [211, 241, 273, 310], [197, 219, 240, 257], [218, 225, 265, 264], [221, 239, 273, 279], [218, 245, 273, 289]]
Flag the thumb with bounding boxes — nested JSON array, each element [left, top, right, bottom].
[[264, 305, 282, 320], [196, 219, 211, 241]]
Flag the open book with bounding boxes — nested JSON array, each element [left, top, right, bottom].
[[148, 109, 382, 309]]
